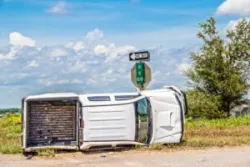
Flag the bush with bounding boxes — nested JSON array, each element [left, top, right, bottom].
[[186, 90, 227, 119]]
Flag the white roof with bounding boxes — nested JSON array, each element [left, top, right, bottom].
[[24, 87, 181, 102], [26, 93, 78, 100]]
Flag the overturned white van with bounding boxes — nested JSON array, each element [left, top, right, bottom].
[[21, 86, 188, 152]]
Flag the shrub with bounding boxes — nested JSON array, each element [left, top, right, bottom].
[[186, 90, 227, 119]]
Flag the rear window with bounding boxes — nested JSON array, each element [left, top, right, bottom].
[[115, 95, 139, 101], [87, 96, 111, 101]]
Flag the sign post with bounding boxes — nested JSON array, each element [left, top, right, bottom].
[[129, 51, 151, 90]]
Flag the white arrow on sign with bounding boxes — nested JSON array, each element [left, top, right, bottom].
[[130, 53, 136, 60]]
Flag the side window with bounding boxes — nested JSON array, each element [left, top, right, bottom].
[[137, 98, 148, 115], [136, 98, 149, 143]]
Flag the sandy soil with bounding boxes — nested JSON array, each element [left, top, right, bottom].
[[1, 146, 250, 167]]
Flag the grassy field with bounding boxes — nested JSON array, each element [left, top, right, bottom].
[[182, 116, 250, 148], [0, 113, 22, 154], [1, 113, 250, 154]]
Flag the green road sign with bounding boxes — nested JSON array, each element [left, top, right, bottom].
[[136, 63, 145, 84], [131, 62, 151, 90]]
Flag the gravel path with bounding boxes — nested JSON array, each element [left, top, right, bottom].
[[1, 147, 250, 167]]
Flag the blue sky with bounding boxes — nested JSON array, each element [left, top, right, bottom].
[[0, 0, 248, 108], [0, 0, 234, 47]]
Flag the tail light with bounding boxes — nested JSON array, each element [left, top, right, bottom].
[[81, 120, 85, 128]]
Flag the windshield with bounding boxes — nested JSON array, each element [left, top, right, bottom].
[[136, 98, 152, 143]]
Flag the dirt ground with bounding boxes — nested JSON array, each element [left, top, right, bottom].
[[1, 146, 250, 167]]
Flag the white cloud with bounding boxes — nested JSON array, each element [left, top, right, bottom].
[[9, 32, 35, 47], [50, 48, 68, 57], [47, 1, 67, 15], [65, 41, 74, 48], [216, 0, 250, 16], [72, 41, 85, 52], [107, 69, 113, 74], [0, 53, 12, 60], [99, 69, 117, 84], [72, 79, 83, 84], [225, 18, 250, 31], [151, 70, 170, 86], [39, 78, 70, 86], [86, 28, 104, 41], [0, 47, 20, 60], [94, 45, 109, 56], [87, 60, 99, 65], [56, 79, 69, 84], [94, 43, 136, 63], [105, 44, 136, 63], [87, 78, 97, 85], [69, 60, 88, 73], [118, 67, 126, 73], [15, 73, 31, 79], [66, 41, 85, 52], [177, 63, 190, 73], [0, 28, 194, 107], [39, 79, 53, 86], [0, 53, 5, 60], [28, 60, 39, 68], [225, 19, 239, 31]]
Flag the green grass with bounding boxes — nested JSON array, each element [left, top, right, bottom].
[[186, 116, 250, 128], [1, 114, 250, 154], [0, 113, 22, 154]]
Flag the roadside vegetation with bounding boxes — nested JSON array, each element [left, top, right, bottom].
[[183, 116, 250, 148], [0, 113, 22, 154]]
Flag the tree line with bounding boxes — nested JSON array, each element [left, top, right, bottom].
[[0, 108, 20, 115]]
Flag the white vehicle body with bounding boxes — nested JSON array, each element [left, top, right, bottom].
[[21, 86, 188, 152]]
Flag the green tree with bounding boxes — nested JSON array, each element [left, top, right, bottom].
[[186, 90, 226, 119], [187, 18, 250, 117]]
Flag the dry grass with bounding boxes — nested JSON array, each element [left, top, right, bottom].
[[182, 116, 250, 148], [37, 149, 56, 157], [148, 143, 164, 150]]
